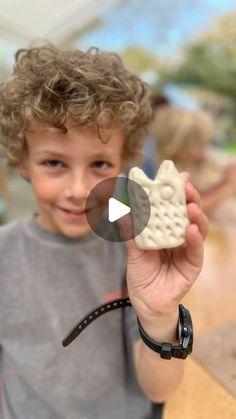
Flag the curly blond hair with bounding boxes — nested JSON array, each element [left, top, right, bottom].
[[153, 106, 214, 164], [0, 44, 152, 165]]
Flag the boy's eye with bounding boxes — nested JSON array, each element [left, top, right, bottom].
[[44, 160, 64, 168], [91, 161, 112, 170]]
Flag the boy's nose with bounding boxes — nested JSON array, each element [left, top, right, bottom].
[[65, 172, 91, 201]]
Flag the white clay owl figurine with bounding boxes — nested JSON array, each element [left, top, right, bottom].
[[128, 160, 189, 250]]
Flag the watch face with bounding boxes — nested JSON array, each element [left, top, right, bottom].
[[178, 320, 181, 343], [179, 305, 193, 356]]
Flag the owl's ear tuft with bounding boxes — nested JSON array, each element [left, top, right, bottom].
[[157, 160, 179, 178]]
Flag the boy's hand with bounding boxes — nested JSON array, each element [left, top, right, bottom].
[[118, 174, 209, 330]]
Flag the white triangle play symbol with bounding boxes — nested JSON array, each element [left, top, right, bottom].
[[108, 197, 130, 222]]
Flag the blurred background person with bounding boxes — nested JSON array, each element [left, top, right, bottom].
[[138, 93, 170, 179], [152, 105, 236, 220]]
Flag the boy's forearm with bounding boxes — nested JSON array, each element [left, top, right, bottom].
[[133, 311, 185, 403]]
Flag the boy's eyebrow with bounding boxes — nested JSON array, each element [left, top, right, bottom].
[[33, 150, 66, 158], [91, 151, 118, 159], [33, 150, 117, 159]]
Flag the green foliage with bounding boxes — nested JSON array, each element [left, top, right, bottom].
[[170, 11, 236, 101], [172, 43, 236, 98]]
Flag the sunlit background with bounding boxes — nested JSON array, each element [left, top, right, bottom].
[[1, 0, 236, 147], [1, 2, 236, 418]]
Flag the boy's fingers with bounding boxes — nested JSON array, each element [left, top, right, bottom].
[[180, 172, 203, 209], [180, 171, 190, 184], [116, 213, 133, 239], [187, 202, 209, 240], [185, 224, 204, 267], [185, 181, 203, 209]]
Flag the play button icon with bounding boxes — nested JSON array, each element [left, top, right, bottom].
[[86, 176, 151, 242], [108, 198, 130, 222]]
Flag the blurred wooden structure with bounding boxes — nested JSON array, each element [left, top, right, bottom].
[[164, 220, 236, 418]]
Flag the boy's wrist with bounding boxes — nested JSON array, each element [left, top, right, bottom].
[[137, 305, 193, 359], [137, 308, 179, 344]]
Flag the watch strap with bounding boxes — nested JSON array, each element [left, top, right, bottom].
[[62, 300, 193, 360], [137, 304, 193, 360], [62, 297, 131, 347]]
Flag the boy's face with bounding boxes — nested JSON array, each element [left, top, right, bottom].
[[20, 123, 125, 238]]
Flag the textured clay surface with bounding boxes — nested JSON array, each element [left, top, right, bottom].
[[128, 160, 189, 250]]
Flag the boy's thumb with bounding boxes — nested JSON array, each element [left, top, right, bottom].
[[116, 214, 143, 257]]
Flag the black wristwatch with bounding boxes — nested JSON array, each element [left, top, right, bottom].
[[137, 304, 193, 360], [62, 299, 193, 361]]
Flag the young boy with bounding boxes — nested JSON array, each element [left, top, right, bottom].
[[0, 44, 208, 419]]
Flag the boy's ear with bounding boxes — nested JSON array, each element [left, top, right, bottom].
[[16, 161, 31, 183]]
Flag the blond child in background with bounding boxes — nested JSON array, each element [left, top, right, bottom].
[[153, 106, 236, 219]]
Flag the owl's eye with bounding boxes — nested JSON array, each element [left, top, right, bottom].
[[160, 184, 174, 200]]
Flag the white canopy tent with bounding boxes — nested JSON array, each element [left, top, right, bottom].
[[0, 0, 120, 46]]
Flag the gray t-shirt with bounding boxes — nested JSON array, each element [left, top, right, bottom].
[[0, 217, 159, 419]]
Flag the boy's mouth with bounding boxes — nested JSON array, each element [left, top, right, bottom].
[[58, 206, 91, 222], [62, 208, 87, 215], [59, 204, 105, 223]]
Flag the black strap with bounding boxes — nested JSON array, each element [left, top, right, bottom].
[[62, 299, 192, 360], [137, 304, 193, 359], [62, 297, 132, 347]]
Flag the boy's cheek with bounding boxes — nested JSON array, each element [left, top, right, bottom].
[[32, 181, 57, 201]]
